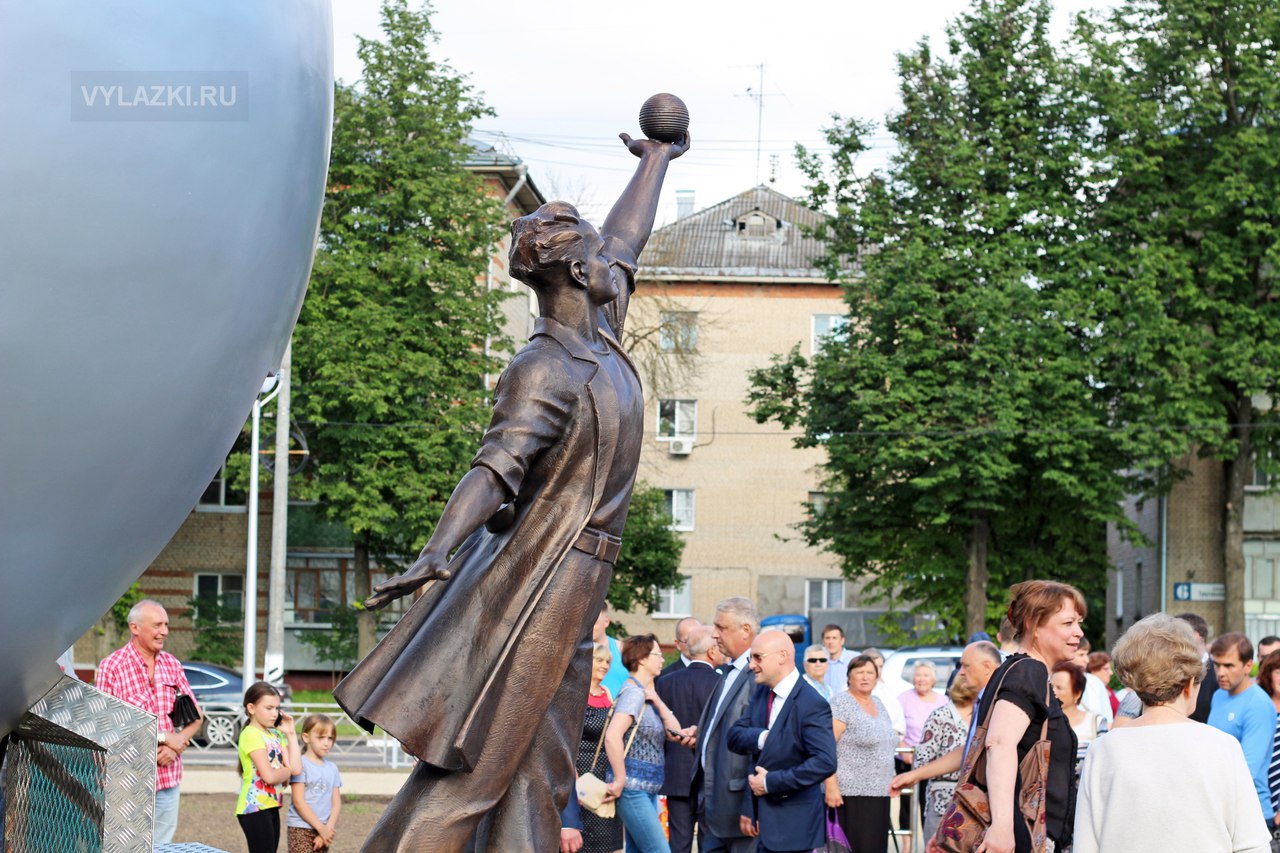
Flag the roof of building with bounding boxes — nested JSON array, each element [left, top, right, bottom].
[[463, 137, 546, 215], [639, 185, 842, 280]]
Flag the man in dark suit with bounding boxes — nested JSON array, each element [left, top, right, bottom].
[[658, 625, 721, 853], [727, 629, 837, 853], [693, 597, 761, 853], [1176, 612, 1217, 723], [661, 616, 702, 679]]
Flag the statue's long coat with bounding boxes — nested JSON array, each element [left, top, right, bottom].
[[333, 316, 641, 772]]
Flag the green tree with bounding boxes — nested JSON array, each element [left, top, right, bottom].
[[1077, 0, 1280, 632], [606, 484, 687, 618], [102, 581, 144, 640], [295, 606, 359, 687], [186, 595, 243, 668], [292, 0, 508, 656], [749, 0, 1157, 640]]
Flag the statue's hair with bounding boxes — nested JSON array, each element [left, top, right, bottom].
[[509, 201, 588, 289]]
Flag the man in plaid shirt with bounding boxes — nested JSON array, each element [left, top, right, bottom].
[[96, 599, 204, 844]]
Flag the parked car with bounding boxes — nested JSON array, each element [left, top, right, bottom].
[[879, 646, 965, 697], [182, 661, 244, 747], [183, 661, 291, 747]]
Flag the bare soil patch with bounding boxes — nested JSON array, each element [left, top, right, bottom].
[[174, 793, 391, 853]]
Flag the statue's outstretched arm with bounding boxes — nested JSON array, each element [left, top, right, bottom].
[[600, 132, 691, 262]]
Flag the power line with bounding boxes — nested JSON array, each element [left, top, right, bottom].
[[471, 128, 899, 150], [288, 418, 1279, 438]]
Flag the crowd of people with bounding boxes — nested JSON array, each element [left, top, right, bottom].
[[564, 581, 1280, 853], [83, 585, 1280, 853]]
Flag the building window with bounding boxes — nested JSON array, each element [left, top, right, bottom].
[[811, 314, 848, 356], [658, 400, 697, 440], [664, 489, 695, 531], [1249, 451, 1271, 490], [196, 465, 247, 512], [1247, 555, 1276, 600], [659, 311, 698, 352], [736, 210, 777, 240], [655, 575, 693, 617], [807, 578, 844, 613], [285, 555, 407, 624], [1113, 566, 1124, 621], [193, 573, 244, 615]]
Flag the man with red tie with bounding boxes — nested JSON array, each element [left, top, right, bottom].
[[727, 629, 837, 853]]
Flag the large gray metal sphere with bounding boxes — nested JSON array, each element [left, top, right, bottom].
[[0, 0, 333, 737]]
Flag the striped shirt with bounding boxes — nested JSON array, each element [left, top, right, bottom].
[[1269, 718, 1280, 818]]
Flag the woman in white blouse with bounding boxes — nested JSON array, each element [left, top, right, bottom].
[[1074, 613, 1271, 853]]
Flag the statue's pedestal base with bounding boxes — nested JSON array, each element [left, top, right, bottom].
[[3, 676, 156, 852]]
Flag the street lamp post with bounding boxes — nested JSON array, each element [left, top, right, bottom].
[[243, 373, 281, 698]]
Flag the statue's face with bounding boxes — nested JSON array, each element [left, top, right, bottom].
[[580, 232, 619, 307]]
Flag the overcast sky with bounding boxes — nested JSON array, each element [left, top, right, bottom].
[[331, 0, 1116, 224]]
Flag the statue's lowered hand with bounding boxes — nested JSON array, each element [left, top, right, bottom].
[[364, 549, 452, 611]]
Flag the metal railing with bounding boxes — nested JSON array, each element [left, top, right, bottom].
[[185, 700, 414, 768], [893, 745, 921, 852]]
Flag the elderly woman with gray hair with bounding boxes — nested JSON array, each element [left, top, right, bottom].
[[1073, 613, 1270, 853]]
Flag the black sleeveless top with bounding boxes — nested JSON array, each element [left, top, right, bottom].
[[975, 654, 1078, 849]]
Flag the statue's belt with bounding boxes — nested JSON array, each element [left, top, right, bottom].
[[571, 527, 622, 564]]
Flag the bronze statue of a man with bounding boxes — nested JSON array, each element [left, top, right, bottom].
[[333, 127, 689, 852]]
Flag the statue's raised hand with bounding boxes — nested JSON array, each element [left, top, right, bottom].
[[619, 131, 691, 161], [364, 547, 452, 611]]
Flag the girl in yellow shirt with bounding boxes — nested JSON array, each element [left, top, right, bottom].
[[236, 681, 301, 852]]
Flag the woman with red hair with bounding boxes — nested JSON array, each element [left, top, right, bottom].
[[932, 580, 1084, 853]]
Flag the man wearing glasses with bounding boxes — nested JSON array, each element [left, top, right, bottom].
[[727, 630, 837, 852], [800, 645, 832, 701]]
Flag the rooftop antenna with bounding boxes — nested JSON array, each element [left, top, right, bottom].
[[769, 153, 779, 184], [734, 62, 782, 185]]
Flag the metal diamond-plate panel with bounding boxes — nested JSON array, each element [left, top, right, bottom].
[[29, 680, 151, 752], [5, 736, 104, 852], [4, 676, 156, 853], [155, 845, 232, 853], [100, 720, 156, 851]]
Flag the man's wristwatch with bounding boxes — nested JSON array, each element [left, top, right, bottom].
[[158, 731, 167, 745]]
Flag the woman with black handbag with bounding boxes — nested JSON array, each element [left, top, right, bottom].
[[933, 580, 1084, 853]]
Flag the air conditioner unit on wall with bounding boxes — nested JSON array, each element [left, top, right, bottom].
[[667, 438, 694, 456]]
